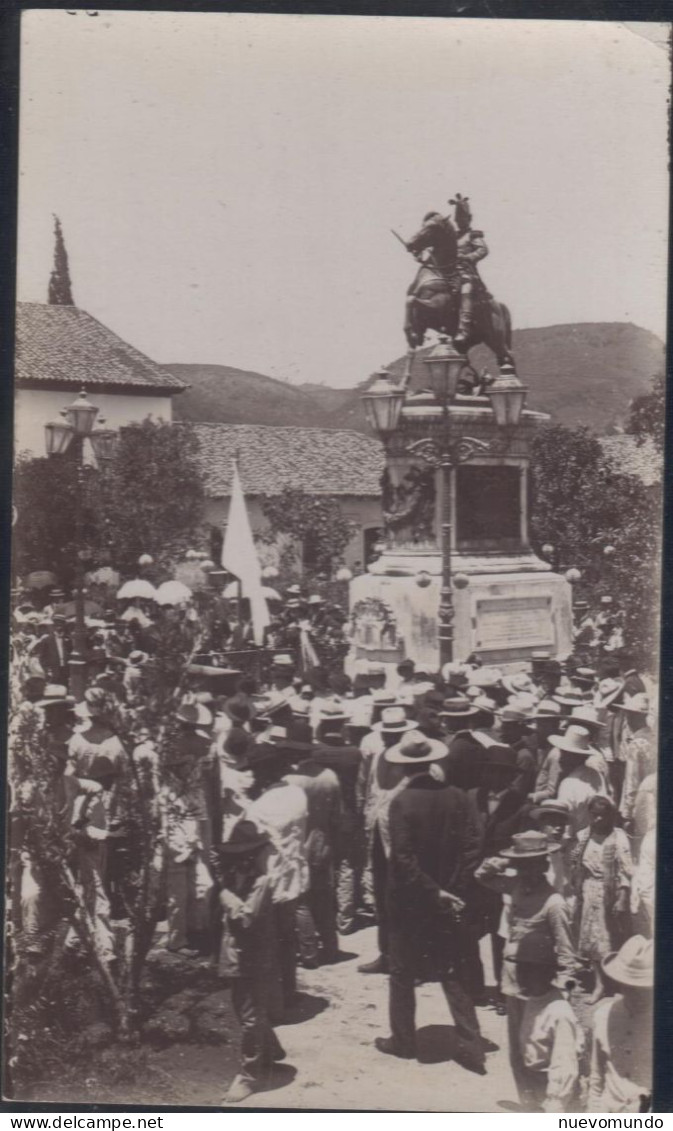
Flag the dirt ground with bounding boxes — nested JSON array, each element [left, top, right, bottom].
[[22, 926, 521, 1113]]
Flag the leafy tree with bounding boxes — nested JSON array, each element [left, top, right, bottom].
[[48, 215, 75, 306], [12, 450, 101, 588], [259, 488, 355, 579], [625, 372, 666, 455], [530, 424, 661, 668], [99, 419, 206, 577]]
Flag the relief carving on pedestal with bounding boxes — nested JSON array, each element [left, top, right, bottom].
[[349, 597, 403, 658], [381, 464, 436, 547]]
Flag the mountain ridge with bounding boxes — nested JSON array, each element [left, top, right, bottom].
[[168, 322, 664, 434]]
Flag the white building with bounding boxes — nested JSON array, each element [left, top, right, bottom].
[[13, 302, 187, 457]]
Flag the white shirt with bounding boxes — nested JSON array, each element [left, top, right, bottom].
[[247, 782, 309, 903], [557, 763, 607, 834]]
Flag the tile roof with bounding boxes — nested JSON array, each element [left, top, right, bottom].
[[185, 422, 385, 497], [600, 435, 662, 487], [15, 302, 187, 394]]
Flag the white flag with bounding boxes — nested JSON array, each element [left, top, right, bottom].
[[221, 460, 270, 646]]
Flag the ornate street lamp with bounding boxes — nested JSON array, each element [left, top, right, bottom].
[[89, 416, 118, 462], [487, 364, 528, 428], [43, 387, 113, 702], [44, 410, 75, 456], [361, 368, 406, 438], [422, 336, 467, 402]]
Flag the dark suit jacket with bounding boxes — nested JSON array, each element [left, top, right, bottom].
[[387, 775, 480, 978], [35, 631, 70, 683], [466, 785, 528, 932]]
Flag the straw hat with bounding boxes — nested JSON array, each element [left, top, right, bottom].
[[616, 692, 650, 716], [565, 704, 606, 734], [553, 689, 587, 709], [468, 666, 503, 689], [501, 830, 553, 860], [526, 698, 563, 723], [497, 694, 536, 723], [441, 661, 471, 689], [548, 724, 598, 757], [35, 684, 75, 710], [317, 702, 350, 723], [602, 935, 654, 989], [373, 706, 417, 734], [385, 729, 448, 765], [530, 798, 571, 824], [271, 653, 294, 668], [502, 672, 536, 697], [594, 677, 623, 709], [471, 694, 498, 716], [440, 696, 480, 719], [372, 690, 398, 707], [176, 700, 213, 727]]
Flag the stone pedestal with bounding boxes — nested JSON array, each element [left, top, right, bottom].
[[347, 388, 573, 677]]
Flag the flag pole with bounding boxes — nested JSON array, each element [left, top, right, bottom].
[[233, 447, 243, 629]]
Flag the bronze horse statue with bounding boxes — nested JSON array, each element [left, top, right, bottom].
[[403, 212, 514, 373]]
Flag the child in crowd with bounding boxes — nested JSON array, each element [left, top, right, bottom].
[[211, 819, 285, 1105]]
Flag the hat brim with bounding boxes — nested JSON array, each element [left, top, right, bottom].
[[36, 696, 75, 710], [615, 703, 649, 714], [500, 847, 550, 860], [385, 737, 448, 764], [548, 734, 597, 756], [601, 951, 653, 988], [372, 719, 418, 733], [530, 806, 570, 823], [440, 706, 481, 719]]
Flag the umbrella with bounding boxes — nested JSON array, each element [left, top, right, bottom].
[[155, 580, 193, 606], [116, 579, 157, 601], [26, 570, 57, 590], [55, 599, 103, 620], [223, 581, 281, 601]]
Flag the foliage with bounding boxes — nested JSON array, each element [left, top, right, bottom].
[[13, 419, 205, 587], [13, 450, 100, 588], [625, 372, 666, 455], [48, 215, 75, 306], [259, 489, 354, 578], [530, 424, 661, 668], [99, 419, 205, 578]]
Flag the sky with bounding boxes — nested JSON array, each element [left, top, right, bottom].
[[17, 13, 670, 388]]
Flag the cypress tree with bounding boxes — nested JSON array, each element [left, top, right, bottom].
[[48, 214, 75, 305]]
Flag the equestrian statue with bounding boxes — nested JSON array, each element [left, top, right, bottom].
[[399, 194, 515, 379]]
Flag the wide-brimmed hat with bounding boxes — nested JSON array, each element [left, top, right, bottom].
[[471, 694, 498, 716], [127, 650, 149, 667], [372, 689, 398, 707], [548, 724, 597, 757], [573, 666, 597, 687], [502, 672, 537, 697], [373, 706, 417, 734], [267, 725, 288, 744], [526, 698, 563, 724], [441, 661, 471, 689], [308, 595, 324, 605], [497, 694, 536, 723], [594, 677, 623, 709], [440, 696, 480, 719], [219, 819, 270, 856], [176, 699, 213, 727], [616, 692, 650, 716], [602, 935, 653, 989], [271, 653, 295, 668], [285, 585, 301, 596], [501, 830, 553, 860], [35, 683, 75, 710], [385, 729, 448, 765], [564, 705, 606, 734], [553, 689, 587, 710], [467, 666, 503, 689], [530, 798, 572, 824]]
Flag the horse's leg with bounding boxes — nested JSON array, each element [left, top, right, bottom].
[[404, 295, 423, 349]]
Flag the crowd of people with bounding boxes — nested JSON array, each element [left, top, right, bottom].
[[8, 583, 656, 1112]]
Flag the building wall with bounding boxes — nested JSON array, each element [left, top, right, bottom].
[[204, 494, 382, 572], [14, 388, 174, 459]]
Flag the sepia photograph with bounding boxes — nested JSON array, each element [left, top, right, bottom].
[[4, 11, 669, 1113]]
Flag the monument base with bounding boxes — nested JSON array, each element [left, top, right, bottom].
[[347, 550, 573, 678]]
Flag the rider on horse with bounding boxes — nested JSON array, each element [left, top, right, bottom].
[[450, 194, 489, 348]]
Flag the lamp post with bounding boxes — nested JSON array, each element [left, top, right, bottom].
[[362, 339, 528, 667], [44, 388, 116, 701]]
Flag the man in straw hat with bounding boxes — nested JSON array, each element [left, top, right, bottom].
[[475, 830, 578, 1097], [374, 730, 487, 1074], [243, 742, 309, 1015], [588, 936, 653, 1112], [551, 725, 609, 835], [211, 819, 285, 1104], [356, 708, 418, 975], [616, 693, 656, 828]]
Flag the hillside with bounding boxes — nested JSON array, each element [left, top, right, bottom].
[[167, 323, 664, 434]]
